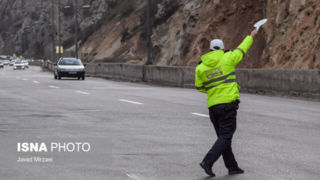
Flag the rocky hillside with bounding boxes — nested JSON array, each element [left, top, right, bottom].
[[0, 0, 111, 59], [79, 0, 267, 67], [264, 0, 320, 69], [0, 0, 319, 69]]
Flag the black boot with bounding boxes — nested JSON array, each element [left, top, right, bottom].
[[228, 167, 244, 175], [200, 162, 215, 177]]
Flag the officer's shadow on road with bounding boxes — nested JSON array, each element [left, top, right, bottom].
[[198, 175, 240, 180]]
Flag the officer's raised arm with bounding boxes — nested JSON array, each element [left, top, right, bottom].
[[230, 29, 258, 65]]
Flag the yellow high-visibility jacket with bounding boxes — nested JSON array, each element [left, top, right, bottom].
[[195, 36, 253, 108]]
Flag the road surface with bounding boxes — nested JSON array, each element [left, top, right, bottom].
[[0, 66, 319, 180]]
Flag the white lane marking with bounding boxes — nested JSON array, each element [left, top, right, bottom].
[[76, 90, 90, 95], [126, 173, 141, 180], [22, 78, 28, 81], [191, 112, 209, 118], [49, 85, 60, 89], [32, 81, 40, 84], [119, 99, 143, 105]]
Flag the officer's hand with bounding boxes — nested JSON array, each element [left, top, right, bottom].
[[250, 29, 258, 38]]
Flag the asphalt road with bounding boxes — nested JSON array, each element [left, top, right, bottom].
[[0, 66, 319, 180]]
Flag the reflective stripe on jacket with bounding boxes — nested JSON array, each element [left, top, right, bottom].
[[195, 36, 253, 108]]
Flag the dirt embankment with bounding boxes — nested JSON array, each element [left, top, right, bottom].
[[263, 0, 320, 69], [80, 0, 267, 67], [1, 0, 319, 69], [80, 0, 320, 69]]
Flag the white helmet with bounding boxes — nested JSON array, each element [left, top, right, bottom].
[[210, 39, 224, 51]]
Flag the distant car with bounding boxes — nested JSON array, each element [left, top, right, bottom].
[[0, 61, 4, 68], [3, 60, 9, 65], [22, 60, 29, 68], [54, 58, 85, 80], [13, 61, 25, 70], [9, 61, 15, 66]]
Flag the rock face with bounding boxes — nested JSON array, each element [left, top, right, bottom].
[[79, 0, 267, 67], [0, 0, 110, 59], [0, 0, 53, 59], [0, 0, 319, 69], [149, 0, 267, 67], [263, 0, 320, 69]]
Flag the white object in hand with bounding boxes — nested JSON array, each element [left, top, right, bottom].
[[254, 19, 267, 31]]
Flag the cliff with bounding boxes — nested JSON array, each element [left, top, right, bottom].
[[0, 0, 319, 69]]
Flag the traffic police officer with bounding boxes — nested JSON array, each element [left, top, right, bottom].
[[196, 29, 258, 177]]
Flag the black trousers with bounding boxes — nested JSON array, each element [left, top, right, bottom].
[[202, 100, 239, 170]]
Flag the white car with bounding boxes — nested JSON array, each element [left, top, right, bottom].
[[54, 58, 86, 80], [13, 61, 25, 70], [9, 61, 15, 66], [22, 60, 29, 68], [3, 60, 9, 65]]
